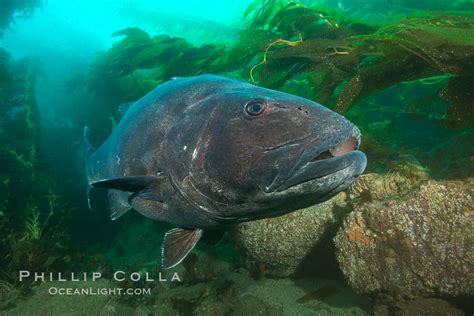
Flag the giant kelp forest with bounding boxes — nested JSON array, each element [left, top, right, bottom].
[[0, 0, 473, 314], [80, 1, 474, 177], [0, 0, 111, 295]]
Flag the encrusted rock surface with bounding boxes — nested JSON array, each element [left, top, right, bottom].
[[235, 192, 350, 277], [347, 171, 424, 202], [335, 179, 474, 299]]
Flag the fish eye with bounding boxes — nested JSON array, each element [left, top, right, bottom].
[[245, 101, 266, 116]]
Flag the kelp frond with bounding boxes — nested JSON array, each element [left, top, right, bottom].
[[250, 34, 303, 83]]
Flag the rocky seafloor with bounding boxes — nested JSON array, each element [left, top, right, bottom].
[[2, 274, 372, 315], [1, 169, 472, 315], [235, 168, 473, 315]]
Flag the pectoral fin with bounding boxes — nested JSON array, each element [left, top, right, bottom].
[[161, 228, 203, 269], [93, 176, 203, 268], [108, 190, 131, 220], [92, 176, 160, 192], [91, 175, 173, 221]]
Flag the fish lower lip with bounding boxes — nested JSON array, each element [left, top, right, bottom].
[[276, 150, 366, 192]]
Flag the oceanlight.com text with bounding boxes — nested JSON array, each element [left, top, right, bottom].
[[48, 287, 152, 296]]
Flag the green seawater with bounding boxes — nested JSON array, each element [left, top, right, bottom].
[[0, 0, 473, 315]]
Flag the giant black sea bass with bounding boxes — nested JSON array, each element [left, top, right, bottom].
[[85, 75, 367, 269]]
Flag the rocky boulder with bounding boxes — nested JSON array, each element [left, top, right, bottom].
[[335, 179, 473, 299], [235, 171, 423, 278], [235, 192, 350, 277]]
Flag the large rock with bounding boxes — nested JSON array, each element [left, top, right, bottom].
[[335, 179, 474, 299], [235, 171, 422, 278], [235, 192, 350, 277]]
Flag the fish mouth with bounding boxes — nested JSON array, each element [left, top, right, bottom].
[[273, 127, 366, 192], [312, 136, 359, 161]]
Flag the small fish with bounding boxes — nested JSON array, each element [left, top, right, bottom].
[[85, 75, 367, 269]]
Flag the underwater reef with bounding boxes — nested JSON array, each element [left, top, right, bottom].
[[1, 0, 473, 314]]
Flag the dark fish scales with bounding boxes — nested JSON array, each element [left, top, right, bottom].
[[85, 74, 367, 268]]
